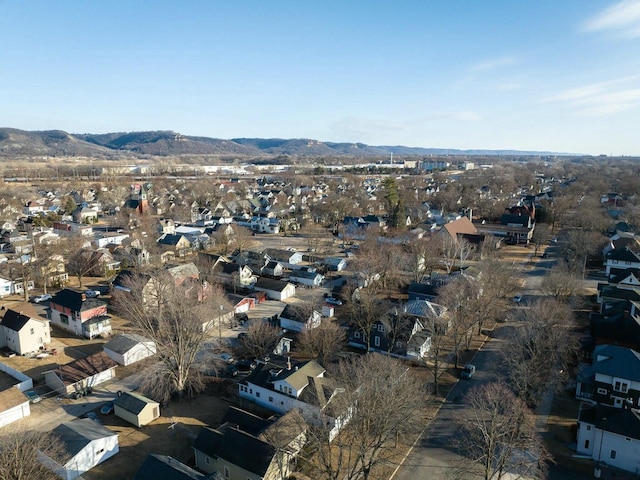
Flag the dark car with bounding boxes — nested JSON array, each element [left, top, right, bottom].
[[460, 364, 476, 379], [24, 390, 42, 404], [100, 401, 114, 415], [236, 359, 257, 372]]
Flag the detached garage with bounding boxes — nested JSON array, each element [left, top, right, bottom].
[[103, 333, 156, 366], [43, 351, 117, 397], [114, 391, 160, 427], [0, 387, 30, 428]]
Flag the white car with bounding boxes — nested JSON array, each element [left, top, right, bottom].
[[33, 294, 52, 304], [84, 290, 101, 298]]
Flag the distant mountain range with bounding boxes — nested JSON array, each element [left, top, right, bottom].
[[0, 128, 566, 158]]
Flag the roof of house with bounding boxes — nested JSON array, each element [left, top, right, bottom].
[[157, 234, 190, 247], [402, 300, 447, 319], [254, 277, 294, 292], [51, 289, 106, 312], [593, 344, 640, 382], [49, 351, 118, 386], [288, 270, 322, 280], [0, 308, 39, 332], [443, 217, 478, 238], [0, 387, 29, 411], [608, 269, 640, 285], [134, 454, 206, 480], [103, 333, 154, 355], [52, 418, 118, 462], [114, 391, 159, 414], [244, 356, 325, 392], [579, 404, 640, 440], [257, 409, 306, 449], [193, 427, 276, 476], [262, 248, 299, 262], [408, 281, 440, 297], [500, 213, 530, 227], [607, 246, 640, 263], [219, 406, 271, 436]]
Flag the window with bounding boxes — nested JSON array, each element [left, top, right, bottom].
[[249, 389, 252, 394], [610, 450, 617, 460], [205, 457, 210, 465], [613, 381, 629, 393], [584, 440, 590, 449], [256, 392, 260, 398], [377, 324, 384, 332], [60, 314, 69, 325], [224, 466, 230, 478], [96, 448, 104, 455], [269, 396, 273, 402], [354, 331, 360, 339], [597, 388, 608, 395], [374, 337, 381, 347], [586, 425, 592, 431], [30, 328, 34, 335]]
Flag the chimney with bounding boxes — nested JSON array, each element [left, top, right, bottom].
[[287, 357, 292, 370]]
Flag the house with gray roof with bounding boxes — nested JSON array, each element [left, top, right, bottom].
[[134, 454, 208, 480], [576, 345, 640, 410]]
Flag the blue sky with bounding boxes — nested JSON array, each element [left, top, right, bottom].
[[2, 1, 640, 155]]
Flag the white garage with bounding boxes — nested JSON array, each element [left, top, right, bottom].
[[0, 387, 30, 428], [103, 333, 156, 366]]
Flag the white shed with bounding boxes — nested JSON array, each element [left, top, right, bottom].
[[103, 334, 156, 366]]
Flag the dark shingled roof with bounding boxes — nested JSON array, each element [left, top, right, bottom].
[[134, 454, 207, 480], [607, 246, 640, 263], [220, 406, 271, 436], [51, 288, 106, 312], [0, 309, 32, 332], [114, 391, 158, 415], [579, 405, 640, 440], [593, 344, 640, 382], [254, 277, 293, 292], [193, 427, 276, 476]]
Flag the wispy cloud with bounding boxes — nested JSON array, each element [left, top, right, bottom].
[[470, 56, 518, 72], [541, 75, 640, 116], [583, 0, 640, 38]]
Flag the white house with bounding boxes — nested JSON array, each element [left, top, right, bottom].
[[253, 278, 296, 301], [42, 418, 119, 480], [0, 306, 51, 355], [324, 257, 347, 272], [103, 333, 156, 366], [0, 387, 30, 428], [288, 270, 324, 287], [279, 305, 321, 333], [605, 247, 640, 276], [577, 404, 640, 475], [238, 355, 347, 441]]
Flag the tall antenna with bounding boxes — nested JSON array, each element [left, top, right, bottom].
[[390, 152, 394, 165]]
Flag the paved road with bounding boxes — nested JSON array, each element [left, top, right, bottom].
[[392, 244, 592, 480]]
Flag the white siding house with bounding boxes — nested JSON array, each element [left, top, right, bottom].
[[103, 334, 156, 366]]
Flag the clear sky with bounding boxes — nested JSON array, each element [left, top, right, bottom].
[[2, 1, 640, 155]]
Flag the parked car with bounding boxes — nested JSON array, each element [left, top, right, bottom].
[[84, 411, 101, 423], [84, 290, 101, 298], [512, 294, 523, 304], [216, 353, 234, 364], [236, 359, 257, 372], [551, 237, 558, 243], [325, 297, 343, 306], [237, 332, 248, 341], [32, 294, 52, 304], [24, 390, 42, 404], [204, 364, 238, 378], [100, 401, 114, 415], [460, 364, 476, 379]]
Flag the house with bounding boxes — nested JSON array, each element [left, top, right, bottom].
[[251, 216, 280, 234], [349, 300, 448, 359], [0, 306, 51, 355], [262, 249, 303, 269], [287, 269, 324, 287], [408, 281, 441, 302], [323, 257, 347, 272], [262, 260, 284, 277], [0, 386, 30, 428], [440, 217, 478, 243], [590, 302, 640, 352], [193, 408, 306, 480], [253, 278, 296, 301], [42, 418, 119, 480], [576, 404, 640, 475], [49, 289, 111, 339], [238, 355, 347, 441], [576, 345, 640, 409], [134, 454, 208, 480], [157, 233, 192, 257], [103, 333, 156, 366], [114, 391, 160, 427], [0, 277, 11, 297], [72, 205, 99, 224], [278, 304, 321, 333], [43, 351, 118, 397], [211, 261, 257, 288], [605, 247, 640, 276]]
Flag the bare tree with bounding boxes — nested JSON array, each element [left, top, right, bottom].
[[503, 299, 576, 407], [0, 428, 65, 480], [237, 320, 282, 360], [298, 319, 346, 366], [455, 382, 550, 480], [63, 237, 95, 289], [541, 263, 581, 302], [530, 223, 550, 257], [346, 287, 391, 353], [304, 354, 427, 480], [231, 225, 256, 255], [438, 276, 479, 368], [402, 237, 441, 282], [112, 271, 230, 402]]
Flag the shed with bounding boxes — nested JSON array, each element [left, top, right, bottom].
[[114, 391, 160, 427], [103, 333, 156, 366], [43, 418, 119, 480]]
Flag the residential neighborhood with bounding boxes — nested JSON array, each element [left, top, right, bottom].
[[0, 157, 638, 480]]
